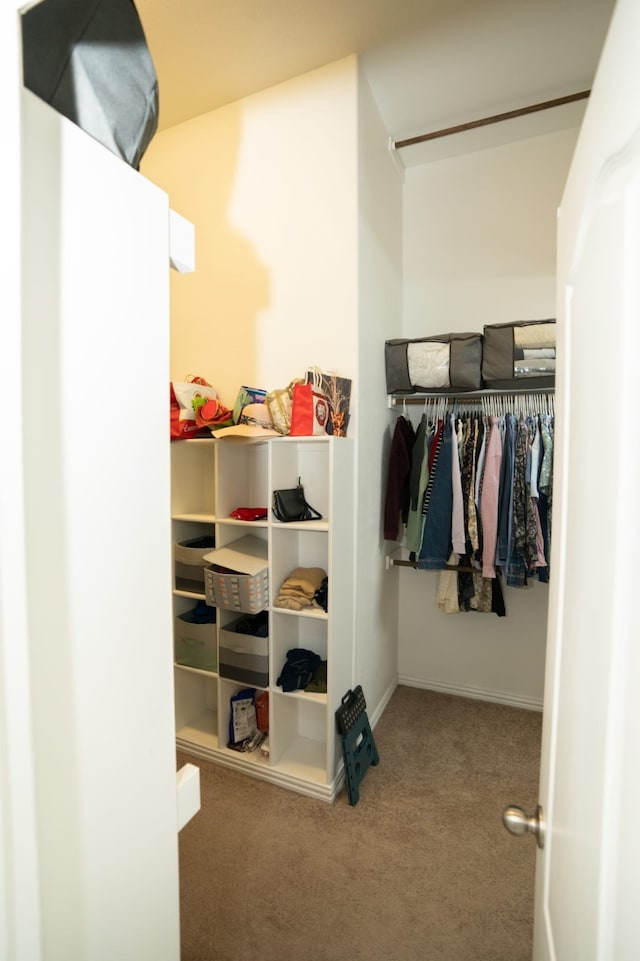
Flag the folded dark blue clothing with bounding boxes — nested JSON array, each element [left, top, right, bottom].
[[234, 610, 269, 636], [277, 648, 321, 692], [181, 601, 216, 624]]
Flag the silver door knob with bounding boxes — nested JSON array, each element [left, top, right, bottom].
[[502, 804, 545, 849]]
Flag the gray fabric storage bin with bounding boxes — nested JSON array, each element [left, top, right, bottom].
[[174, 614, 217, 673], [174, 536, 215, 592], [219, 620, 268, 688], [385, 332, 483, 394], [482, 320, 556, 389]]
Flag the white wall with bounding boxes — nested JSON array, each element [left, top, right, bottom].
[[142, 55, 402, 725], [142, 57, 359, 421], [398, 127, 580, 709], [403, 128, 578, 333], [354, 66, 403, 718]]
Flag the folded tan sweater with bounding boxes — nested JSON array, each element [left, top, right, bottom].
[[274, 567, 327, 611], [514, 322, 555, 350]]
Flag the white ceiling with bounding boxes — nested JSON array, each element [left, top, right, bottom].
[[136, 0, 616, 165]]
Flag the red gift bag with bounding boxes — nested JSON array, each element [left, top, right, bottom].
[[289, 379, 329, 436], [170, 375, 217, 440]]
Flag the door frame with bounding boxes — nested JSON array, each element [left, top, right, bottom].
[[0, 3, 43, 960]]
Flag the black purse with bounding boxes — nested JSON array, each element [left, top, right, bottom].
[[272, 478, 322, 523]]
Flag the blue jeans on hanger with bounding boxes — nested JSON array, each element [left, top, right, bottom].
[[418, 418, 453, 570], [496, 414, 515, 568]]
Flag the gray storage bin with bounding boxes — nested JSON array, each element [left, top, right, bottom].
[[219, 617, 269, 687], [385, 332, 483, 394], [174, 614, 217, 672], [174, 535, 215, 592], [482, 319, 556, 389]]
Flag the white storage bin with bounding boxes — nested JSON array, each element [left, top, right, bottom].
[[204, 535, 268, 613]]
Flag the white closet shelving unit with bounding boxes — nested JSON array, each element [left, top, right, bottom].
[[171, 434, 354, 802]]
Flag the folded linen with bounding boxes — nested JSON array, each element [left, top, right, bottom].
[[514, 348, 556, 360], [407, 342, 450, 389], [514, 359, 556, 376], [513, 323, 556, 350]]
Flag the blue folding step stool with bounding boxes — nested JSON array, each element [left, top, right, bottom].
[[335, 686, 379, 805]]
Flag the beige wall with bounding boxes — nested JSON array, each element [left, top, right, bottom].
[[397, 126, 580, 708], [142, 54, 402, 723], [142, 56, 359, 418]]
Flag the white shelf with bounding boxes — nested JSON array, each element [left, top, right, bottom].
[[172, 512, 216, 523], [276, 689, 327, 705], [173, 588, 207, 601], [175, 663, 218, 679], [170, 435, 353, 801], [271, 519, 328, 532], [216, 517, 269, 528], [271, 605, 328, 621], [219, 744, 270, 768]]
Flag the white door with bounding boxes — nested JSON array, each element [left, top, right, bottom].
[[510, 1, 640, 958], [2, 3, 186, 957]]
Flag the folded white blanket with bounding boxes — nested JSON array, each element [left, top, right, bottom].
[[522, 348, 555, 359], [514, 359, 556, 376], [407, 342, 450, 388], [514, 323, 556, 350]]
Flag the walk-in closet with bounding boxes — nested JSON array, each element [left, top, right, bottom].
[[9, 1, 638, 959], [141, 62, 577, 733]]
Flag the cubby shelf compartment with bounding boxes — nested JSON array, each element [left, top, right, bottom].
[[175, 712, 219, 754]]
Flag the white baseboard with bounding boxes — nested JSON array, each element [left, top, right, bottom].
[[398, 674, 543, 712], [368, 676, 398, 729]]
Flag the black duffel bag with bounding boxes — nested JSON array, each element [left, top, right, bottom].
[[22, 0, 159, 170]]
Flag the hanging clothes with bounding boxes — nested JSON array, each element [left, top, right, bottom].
[[450, 414, 466, 555], [480, 416, 503, 578], [418, 417, 454, 570], [405, 415, 432, 554], [383, 414, 415, 540], [383, 391, 555, 616], [506, 416, 540, 587], [496, 413, 516, 569]]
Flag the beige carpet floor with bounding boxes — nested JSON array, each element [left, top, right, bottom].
[[177, 685, 542, 961]]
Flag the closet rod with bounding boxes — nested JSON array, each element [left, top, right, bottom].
[[389, 388, 554, 406], [393, 90, 590, 149], [394, 559, 478, 573]]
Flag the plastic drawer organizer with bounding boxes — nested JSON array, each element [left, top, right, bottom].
[[171, 435, 355, 803]]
